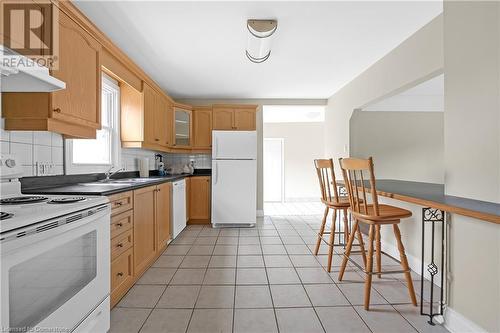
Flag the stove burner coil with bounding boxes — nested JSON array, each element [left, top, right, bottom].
[[48, 197, 86, 204], [0, 196, 48, 205]]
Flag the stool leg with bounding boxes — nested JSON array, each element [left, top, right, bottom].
[[393, 224, 418, 306], [326, 209, 337, 272], [376, 225, 382, 278], [338, 219, 359, 281], [314, 206, 329, 255], [356, 223, 367, 269], [342, 209, 349, 247], [364, 225, 375, 310]]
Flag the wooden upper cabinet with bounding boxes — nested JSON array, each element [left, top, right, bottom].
[[189, 176, 211, 220], [143, 83, 158, 145], [172, 103, 193, 148], [51, 10, 101, 129], [123, 82, 172, 151], [2, 9, 101, 138], [213, 108, 234, 130], [193, 107, 212, 149], [234, 108, 256, 130], [212, 105, 257, 131]]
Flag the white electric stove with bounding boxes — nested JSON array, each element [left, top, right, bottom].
[[0, 154, 111, 333]]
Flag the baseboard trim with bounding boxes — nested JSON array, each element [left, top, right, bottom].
[[382, 240, 487, 333], [187, 219, 210, 225], [256, 210, 264, 217], [444, 307, 487, 333]]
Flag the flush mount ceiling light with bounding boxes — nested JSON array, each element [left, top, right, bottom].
[[246, 19, 278, 64]]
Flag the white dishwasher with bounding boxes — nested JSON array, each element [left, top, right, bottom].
[[171, 179, 187, 239]]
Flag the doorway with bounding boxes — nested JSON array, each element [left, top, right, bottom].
[[263, 138, 284, 202]]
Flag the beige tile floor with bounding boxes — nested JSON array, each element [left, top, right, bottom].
[[110, 214, 449, 333]]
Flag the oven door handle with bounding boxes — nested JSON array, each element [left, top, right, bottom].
[[0, 204, 111, 251]]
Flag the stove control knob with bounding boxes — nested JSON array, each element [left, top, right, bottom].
[[5, 159, 16, 168]]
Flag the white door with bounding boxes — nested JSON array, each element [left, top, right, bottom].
[[212, 131, 257, 159], [212, 159, 257, 225], [264, 138, 284, 202]]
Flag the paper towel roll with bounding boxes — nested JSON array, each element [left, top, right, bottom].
[[139, 157, 149, 177]]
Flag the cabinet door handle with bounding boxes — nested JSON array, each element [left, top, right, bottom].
[[114, 201, 123, 206], [53, 108, 61, 113], [155, 138, 160, 141], [117, 272, 123, 277], [116, 223, 123, 227], [117, 243, 123, 248]]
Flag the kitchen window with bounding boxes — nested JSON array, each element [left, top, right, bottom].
[[65, 73, 121, 174]]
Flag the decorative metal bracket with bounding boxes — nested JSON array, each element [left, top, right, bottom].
[[421, 208, 446, 325]]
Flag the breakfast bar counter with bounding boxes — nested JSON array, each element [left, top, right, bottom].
[[362, 179, 500, 224], [342, 178, 500, 325]]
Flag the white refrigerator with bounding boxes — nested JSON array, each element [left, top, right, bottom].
[[211, 131, 257, 227]]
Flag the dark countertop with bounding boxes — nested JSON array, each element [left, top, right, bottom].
[[347, 179, 500, 224], [22, 169, 211, 196]]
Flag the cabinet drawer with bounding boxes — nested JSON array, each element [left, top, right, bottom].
[[111, 229, 133, 261], [108, 191, 133, 215], [111, 248, 133, 296], [110, 210, 133, 238]]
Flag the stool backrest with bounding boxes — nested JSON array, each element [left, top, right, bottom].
[[338, 157, 379, 216], [314, 159, 340, 203]]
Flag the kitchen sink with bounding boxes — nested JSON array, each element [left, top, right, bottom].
[[107, 178, 157, 183], [78, 182, 130, 187]]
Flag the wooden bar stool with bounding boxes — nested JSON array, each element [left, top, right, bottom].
[[338, 157, 417, 310], [313, 159, 366, 272]]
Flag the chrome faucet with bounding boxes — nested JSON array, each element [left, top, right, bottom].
[[104, 166, 124, 182]]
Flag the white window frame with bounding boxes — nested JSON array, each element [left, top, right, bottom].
[[64, 73, 121, 174]]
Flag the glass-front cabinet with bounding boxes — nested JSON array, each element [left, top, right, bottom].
[[173, 106, 192, 147]]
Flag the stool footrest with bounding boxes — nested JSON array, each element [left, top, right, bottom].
[[345, 252, 409, 276], [320, 231, 347, 236], [319, 236, 362, 248]]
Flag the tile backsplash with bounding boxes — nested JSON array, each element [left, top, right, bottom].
[[163, 153, 211, 169], [122, 151, 211, 172], [1, 120, 64, 177], [1, 119, 211, 177]]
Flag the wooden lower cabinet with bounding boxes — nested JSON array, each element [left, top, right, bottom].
[[156, 182, 171, 253], [133, 186, 157, 278], [185, 177, 191, 221], [189, 176, 211, 222], [110, 183, 174, 308], [109, 191, 135, 308], [111, 248, 134, 307]]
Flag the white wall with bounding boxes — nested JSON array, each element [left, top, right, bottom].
[[263, 122, 325, 201], [443, 2, 500, 332], [325, 5, 500, 332], [179, 98, 327, 212], [324, 14, 443, 169], [350, 110, 444, 183]]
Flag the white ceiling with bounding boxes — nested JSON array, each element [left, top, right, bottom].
[[363, 74, 444, 112], [74, 1, 443, 99]]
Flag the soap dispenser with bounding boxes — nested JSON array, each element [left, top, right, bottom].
[[155, 154, 166, 176]]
